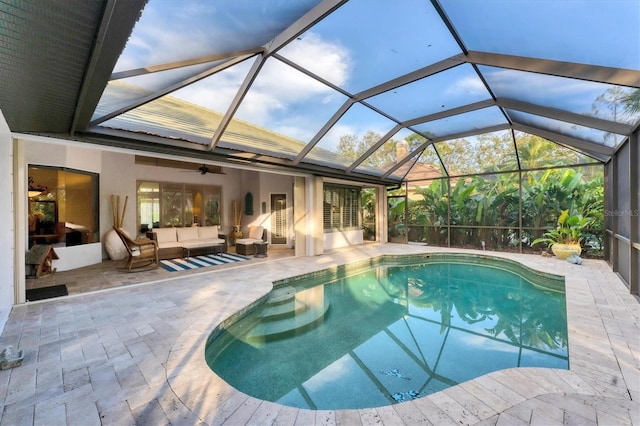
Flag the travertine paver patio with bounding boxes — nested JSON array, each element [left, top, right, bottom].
[[1, 244, 638, 425]]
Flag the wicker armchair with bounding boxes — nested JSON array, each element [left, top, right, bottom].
[[113, 227, 159, 270]]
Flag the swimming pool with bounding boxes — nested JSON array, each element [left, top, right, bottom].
[[205, 254, 568, 410]]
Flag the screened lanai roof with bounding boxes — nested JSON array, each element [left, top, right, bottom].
[[1, 0, 639, 185]]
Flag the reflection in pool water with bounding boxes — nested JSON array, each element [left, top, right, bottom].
[[205, 255, 568, 410]]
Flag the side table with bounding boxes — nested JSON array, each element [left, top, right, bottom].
[[253, 241, 268, 257]]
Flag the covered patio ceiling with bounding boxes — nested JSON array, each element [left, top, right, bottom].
[[1, 0, 639, 185]]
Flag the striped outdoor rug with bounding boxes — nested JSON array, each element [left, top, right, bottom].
[[159, 253, 251, 272]]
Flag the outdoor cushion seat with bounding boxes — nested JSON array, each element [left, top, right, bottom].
[[236, 226, 266, 255]]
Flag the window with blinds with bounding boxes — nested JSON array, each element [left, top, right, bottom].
[[323, 184, 361, 232], [271, 193, 287, 244]]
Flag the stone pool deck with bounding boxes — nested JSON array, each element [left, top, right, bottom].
[[1, 244, 638, 425]]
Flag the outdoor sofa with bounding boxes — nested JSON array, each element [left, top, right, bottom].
[[147, 226, 227, 260]]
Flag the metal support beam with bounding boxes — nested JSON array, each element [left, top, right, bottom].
[[513, 123, 614, 157], [498, 98, 633, 136], [265, 0, 348, 57], [293, 99, 354, 165], [466, 51, 640, 88], [71, 0, 147, 134], [629, 130, 638, 294], [110, 48, 263, 80], [346, 125, 402, 173], [404, 99, 495, 127], [611, 152, 620, 274], [354, 55, 466, 101], [428, 124, 511, 143], [91, 54, 254, 126], [381, 145, 426, 180], [208, 55, 266, 150], [74, 128, 401, 186]]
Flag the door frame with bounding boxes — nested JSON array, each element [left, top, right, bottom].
[[270, 192, 288, 245]]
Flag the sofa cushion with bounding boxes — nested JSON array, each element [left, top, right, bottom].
[[235, 238, 251, 245], [248, 226, 264, 240], [157, 241, 183, 249], [198, 225, 218, 239], [177, 227, 199, 242], [181, 238, 225, 249], [236, 238, 260, 245], [153, 228, 177, 244]]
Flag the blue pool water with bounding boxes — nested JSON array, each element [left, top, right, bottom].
[[205, 255, 568, 410]]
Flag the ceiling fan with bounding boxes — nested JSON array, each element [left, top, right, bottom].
[[196, 164, 224, 175], [178, 163, 224, 175]]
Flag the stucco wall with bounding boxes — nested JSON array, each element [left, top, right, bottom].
[[21, 141, 250, 263], [18, 137, 304, 261], [323, 229, 364, 250]]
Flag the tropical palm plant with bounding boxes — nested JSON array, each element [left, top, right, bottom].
[[531, 209, 592, 247]]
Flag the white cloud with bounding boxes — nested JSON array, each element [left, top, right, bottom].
[[282, 32, 351, 87], [172, 60, 254, 112], [168, 32, 352, 135], [114, 3, 222, 72], [254, 60, 332, 104], [114, 22, 353, 142], [237, 89, 286, 124], [231, 36, 351, 131]]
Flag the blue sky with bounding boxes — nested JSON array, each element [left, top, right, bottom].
[[106, 0, 639, 153], [442, 0, 640, 70]]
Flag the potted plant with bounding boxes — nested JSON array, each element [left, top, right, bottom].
[[532, 209, 592, 259], [230, 200, 243, 245]]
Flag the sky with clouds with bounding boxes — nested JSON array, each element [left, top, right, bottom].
[[105, 0, 639, 156]]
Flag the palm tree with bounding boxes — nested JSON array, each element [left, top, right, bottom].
[[622, 89, 640, 115]]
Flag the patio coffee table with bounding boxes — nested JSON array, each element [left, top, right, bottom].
[[182, 242, 226, 259]]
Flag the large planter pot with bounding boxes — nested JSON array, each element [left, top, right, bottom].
[[551, 243, 582, 260], [104, 228, 127, 260], [229, 226, 243, 246]]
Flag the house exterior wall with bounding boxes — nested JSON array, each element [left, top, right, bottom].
[[16, 137, 248, 273], [2, 134, 374, 321], [239, 169, 263, 232], [324, 229, 364, 250]]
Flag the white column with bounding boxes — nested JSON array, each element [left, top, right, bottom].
[[293, 176, 306, 256], [378, 186, 388, 243], [0, 111, 16, 332], [306, 176, 324, 256]]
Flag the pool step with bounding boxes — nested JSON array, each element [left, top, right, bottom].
[[259, 298, 308, 321], [266, 286, 297, 306], [244, 288, 330, 343], [258, 286, 311, 321]]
